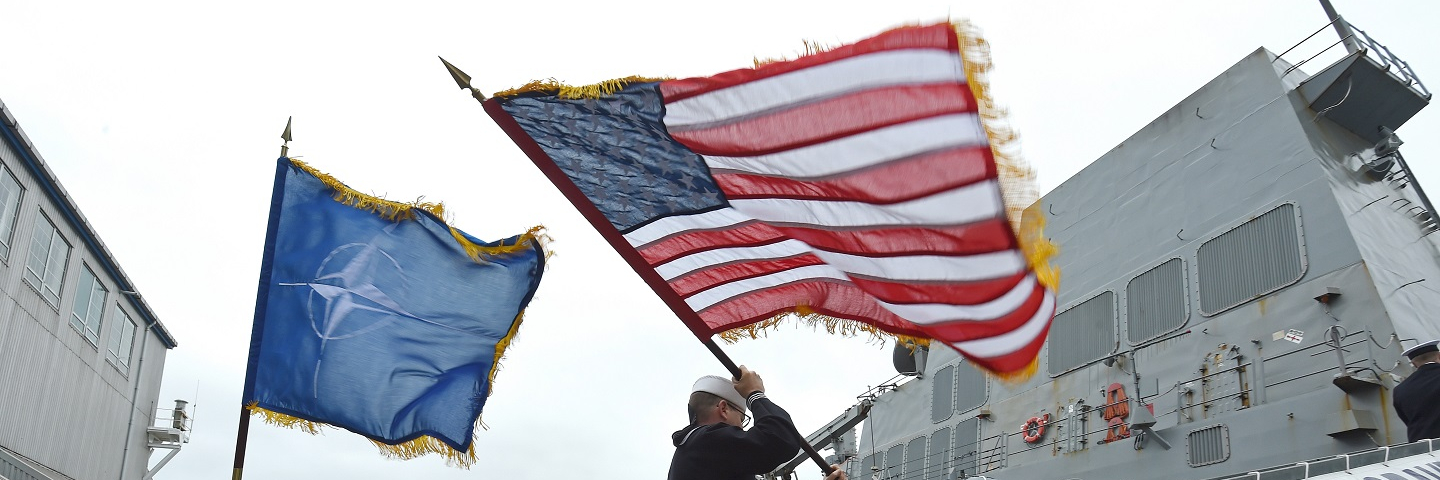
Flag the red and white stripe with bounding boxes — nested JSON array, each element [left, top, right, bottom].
[[631, 24, 1054, 373]]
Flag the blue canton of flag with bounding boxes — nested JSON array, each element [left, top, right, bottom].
[[242, 158, 545, 465]]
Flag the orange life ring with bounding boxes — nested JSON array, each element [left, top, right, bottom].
[[1022, 413, 1049, 443]]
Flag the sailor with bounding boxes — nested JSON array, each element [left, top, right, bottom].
[[1394, 339, 1440, 443], [668, 366, 846, 480]]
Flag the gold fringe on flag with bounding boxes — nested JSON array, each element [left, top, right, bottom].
[[246, 402, 482, 467], [450, 225, 553, 263], [953, 20, 1061, 294], [492, 75, 674, 100], [954, 20, 1057, 382], [288, 159, 446, 222], [370, 436, 479, 468], [718, 306, 932, 350]]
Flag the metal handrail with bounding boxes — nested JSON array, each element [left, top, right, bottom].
[[1276, 17, 1430, 99]]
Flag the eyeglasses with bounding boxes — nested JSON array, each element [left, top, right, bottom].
[[725, 402, 752, 428]]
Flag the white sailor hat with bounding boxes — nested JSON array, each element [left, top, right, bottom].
[[1402, 339, 1439, 359], [692, 375, 747, 413]]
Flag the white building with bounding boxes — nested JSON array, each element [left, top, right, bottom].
[[0, 97, 178, 480]]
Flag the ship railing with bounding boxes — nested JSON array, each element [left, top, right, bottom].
[[1275, 17, 1430, 99], [1203, 438, 1438, 480]]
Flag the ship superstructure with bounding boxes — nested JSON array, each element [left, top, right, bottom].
[[775, 12, 1437, 480]]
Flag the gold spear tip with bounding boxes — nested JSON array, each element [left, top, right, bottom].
[[281, 116, 293, 142], [439, 56, 473, 91]]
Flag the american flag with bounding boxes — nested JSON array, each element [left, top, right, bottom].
[[486, 23, 1056, 374]]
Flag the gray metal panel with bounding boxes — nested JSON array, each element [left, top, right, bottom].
[[1187, 424, 1231, 467], [1048, 291, 1116, 375], [902, 436, 926, 480], [1197, 203, 1307, 315], [952, 418, 979, 478], [930, 365, 954, 423], [858, 452, 879, 480], [954, 363, 986, 413], [1127, 258, 1189, 343], [925, 426, 951, 480], [884, 443, 905, 480]]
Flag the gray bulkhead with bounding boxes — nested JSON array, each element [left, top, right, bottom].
[[845, 48, 1435, 480]]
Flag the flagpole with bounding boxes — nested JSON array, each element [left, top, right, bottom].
[[440, 58, 836, 475], [233, 118, 295, 480], [231, 409, 251, 480]]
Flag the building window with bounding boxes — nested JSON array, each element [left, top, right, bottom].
[[69, 265, 108, 345], [107, 307, 137, 372], [0, 163, 23, 260], [24, 212, 71, 306]]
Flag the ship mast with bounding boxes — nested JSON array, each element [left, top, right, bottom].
[[1317, 0, 1362, 54]]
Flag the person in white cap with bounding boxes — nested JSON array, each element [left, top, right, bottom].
[[1394, 339, 1440, 443], [668, 366, 846, 480]]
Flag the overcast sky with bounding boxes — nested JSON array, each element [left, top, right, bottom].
[[2, 1, 1437, 479]]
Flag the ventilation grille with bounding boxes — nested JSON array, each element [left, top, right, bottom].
[[1198, 204, 1305, 315], [932, 365, 955, 423], [1127, 258, 1188, 343], [1048, 291, 1115, 375], [955, 363, 987, 413], [1187, 424, 1230, 467]]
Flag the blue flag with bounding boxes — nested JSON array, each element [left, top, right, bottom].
[[242, 158, 545, 465]]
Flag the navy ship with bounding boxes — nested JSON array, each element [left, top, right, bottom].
[[771, 5, 1439, 480]]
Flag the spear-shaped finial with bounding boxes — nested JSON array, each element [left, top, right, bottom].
[[439, 56, 486, 102], [280, 116, 293, 158]]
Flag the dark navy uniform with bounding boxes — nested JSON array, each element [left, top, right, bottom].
[[1394, 362, 1440, 443], [668, 394, 802, 480]]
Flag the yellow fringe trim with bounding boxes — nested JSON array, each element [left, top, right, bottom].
[[718, 307, 932, 349], [288, 159, 445, 222], [245, 402, 324, 435], [953, 20, 1060, 295], [753, 39, 835, 67], [449, 225, 552, 263], [371, 436, 478, 468], [492, 75, 674, 100], [248, 401, 484, 467]]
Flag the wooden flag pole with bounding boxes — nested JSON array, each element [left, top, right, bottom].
[[438, 58, 836, 476], [231, 408, 251, 480], [233, 118, 293, 480]]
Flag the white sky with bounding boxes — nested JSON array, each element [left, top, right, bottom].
[[2, 1, 1436, 479]]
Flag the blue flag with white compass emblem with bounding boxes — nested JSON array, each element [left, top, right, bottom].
[[242, 158, 545, 465]]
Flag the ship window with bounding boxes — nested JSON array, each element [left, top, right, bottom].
[[1126, 258, 1188, 343], [1047, 291, 1116, 375], [926, 427, 951, 480], [931, 365, 954, 423], [885, 443, 905, 480], [858, 452, 879, 480], [952, 418, 980, 478], [0, 161, 23, 261], [1197, 203, 1305, 315], [954, 363, 987, 413], [903, 436, 926, 480]]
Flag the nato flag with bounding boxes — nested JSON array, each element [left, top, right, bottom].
[[242, 158, 545, 459]]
